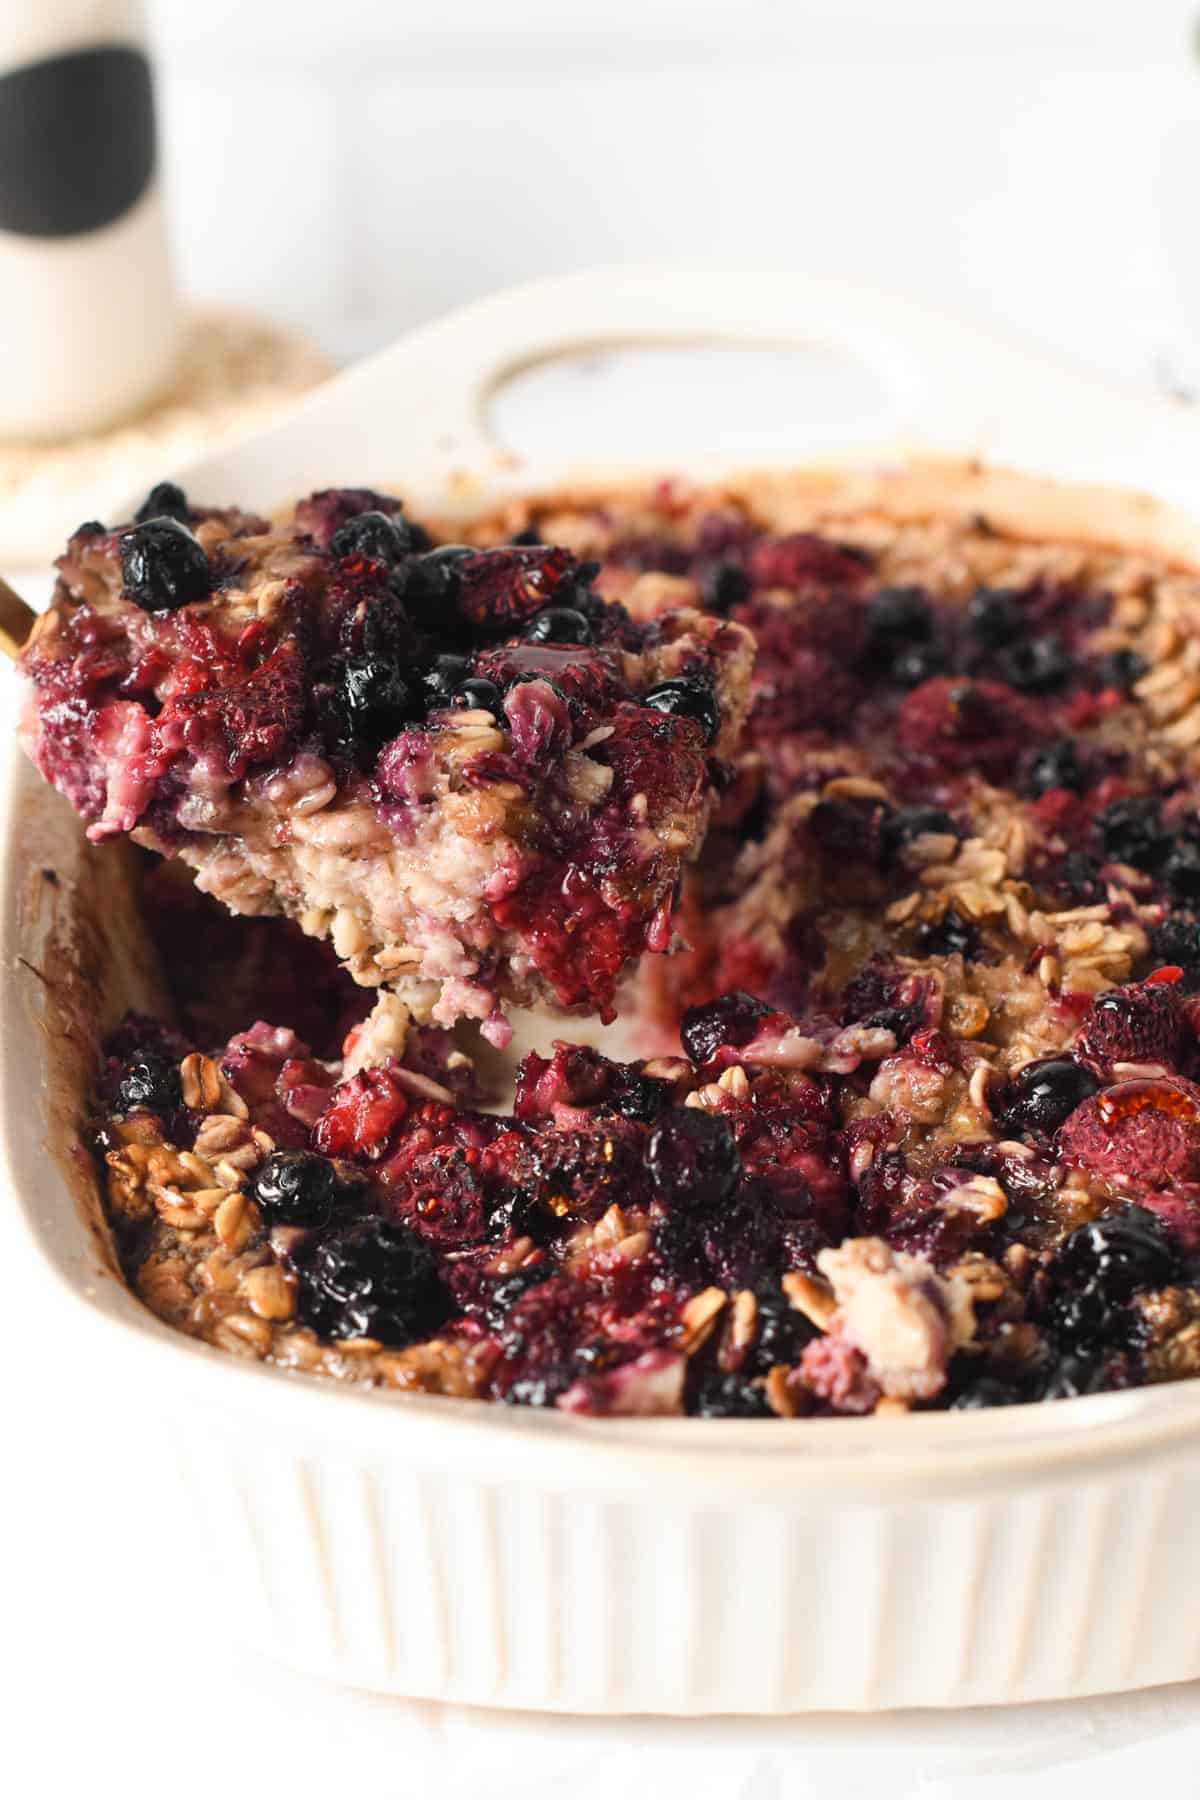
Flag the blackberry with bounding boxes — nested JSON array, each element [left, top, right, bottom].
[[1093, 646, 1148, 692], [329, 508, 413, 565], [993, 634, 1072, 694], [608, 1069, 672, 1123], [115, 1050, 182, 1116], [1149, 914, 1200, 988], [645, 1107, 741, 1210], [995, 1057, 1098, 1137], [914, 906, 980, 960], [808, 795, 893, 863], [950, 1377, 1024, 1410], [524, 606, 593, 646], [691, 1370, 772, 1418], [483, 1264, 548, 1331], [966, 586, 1021, 647], [252, 1149, 360, 1228], [1164, 841, 1200, 901], [119, 518, 212, 611], [880, 805, 959, 861], [700, 559, 752, 614], [1025, 737, 1085, 796], [642, 676, 721, 746], [338, 656, 417, 748], [419, 653, 472, 710], [452, 676, 506, 722], [750, 1286, 811, 1372], [1097, 795, 1169, 871], [680, 990, 772, 1066], [1055, 850, 1105, 903], [296, 1218, 451, 1346], [402, 545, 475, 617], [134, 480, 188, 525]]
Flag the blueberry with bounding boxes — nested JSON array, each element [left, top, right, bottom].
[[880, 805, 959, 860], [914, 906, 981, 961], [680, 991, 772, 1066], [119, 518, 212, 611], [338, 656, 417, 747], [296, 1218, 451, 1345], [700, 559, 752, 614], [645, 1106, 741, 1210], [510, 526, 543, 546], [950, 1378, 1025, 1410], [691, 1370, 772, 1418], [1047, 1206, 1175, 1354], [892, 643, 947, 686], [642, 676, 721, 745], [1093, 646, 1147, 692], [750, 1286, 811, 1372], [996, 1057, 1099, 1136], [866, 586, 933, 651], [993, 635, 1072, 694], [116, 1050, 182, 1116], [134, 480, 188, 525], [402, 545, 475, 616], [1150, 913, 1200, 988], [252, 1149, 359, 1228], [329, 509, 413, 565], [966, 586, 1021, 647], [452, 676, 506, 722], [1097, 795, 1169, 871], [524, 606, 593, 646], [420, 653, 472, 710], [1165, 841, 1200, 901], [1025, 737, 1085, 796]]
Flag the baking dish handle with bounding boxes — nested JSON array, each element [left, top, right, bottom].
[[171, 268, 1200, 508]]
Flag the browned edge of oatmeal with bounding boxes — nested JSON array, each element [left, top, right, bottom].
[[13, 764, 172, 1281]]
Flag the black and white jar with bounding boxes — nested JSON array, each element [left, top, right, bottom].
[[0, 0, 179, 439]]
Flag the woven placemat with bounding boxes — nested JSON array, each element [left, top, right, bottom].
[[0, 310, 331, 566]]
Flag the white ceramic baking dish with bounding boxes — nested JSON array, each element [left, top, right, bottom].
[[11, 269, 1200, 1715]]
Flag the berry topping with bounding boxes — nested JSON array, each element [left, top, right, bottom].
[[524, 606, 594, 645], [338, 657, 417, 748], [993, 1057, 1100, 1137], [1076, 980, 1184, 1071], [1097, 795, 1168, 870], [252, 1148, 360, 1228], [965, 586, 1020, 646], [642, 676, 721, 745], [329, 509, 413, 565], [1165, 841, 1200, 901], [1025, 737, 1086, 796], [866, 586, 934, 655], [119, 517, 212, 611], [115, 1050, 182, 1116], [701, 559, 752, 614], [451, 676, 506, 722], [680, 990, 773, 1066], [645, 1106, 741, 1209], [296, 1218, 452, 1346], [134, 480, 188, 525]]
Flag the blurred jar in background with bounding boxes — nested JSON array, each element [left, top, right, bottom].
[[0, 0, 179, 440]]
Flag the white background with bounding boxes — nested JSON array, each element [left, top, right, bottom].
[[10, 2, 1200, 1794]]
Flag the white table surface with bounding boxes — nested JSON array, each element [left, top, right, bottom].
[[7, 330, 1200, 1792]]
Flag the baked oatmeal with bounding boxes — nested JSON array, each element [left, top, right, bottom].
[[78, 468, 1200, 1414], [18, 482, 753, 1036]]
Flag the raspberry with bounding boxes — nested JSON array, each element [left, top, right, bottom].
[[1076, 980, 1184, 1072], [747, 533, 872, 591], [453, 545, 580, 634], [385, 1145, 488, 1245], [313, 1066, 411, 1160], [294, 487, 406, 549], [895, 676, 1040, 778], [1057, 1077, 1200, 1189]]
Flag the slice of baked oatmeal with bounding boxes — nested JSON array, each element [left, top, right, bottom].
[[18, 483, 753, 1035]]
